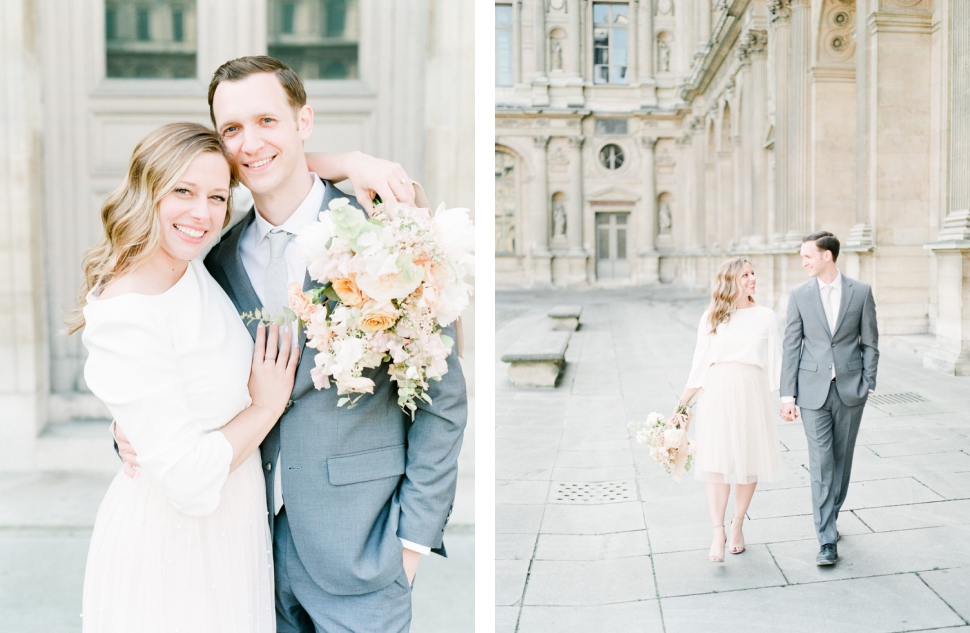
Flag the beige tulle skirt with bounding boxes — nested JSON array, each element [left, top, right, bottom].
[[693, 362, 782, 485], [81, 452, 275, 632]]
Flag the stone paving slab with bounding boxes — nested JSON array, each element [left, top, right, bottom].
[[533, 531, 651, 561], [497, 286, 970, 632], [517, 601, 664, 633], [769, 525, 970, 584], [522, 556, 656, 606], [661, 574, 965, 633]]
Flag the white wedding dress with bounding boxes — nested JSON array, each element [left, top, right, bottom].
[[80, 259, 274, 632], [686, 305, 783, 484]]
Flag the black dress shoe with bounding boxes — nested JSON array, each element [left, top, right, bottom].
[[816, 543, 838, 566]]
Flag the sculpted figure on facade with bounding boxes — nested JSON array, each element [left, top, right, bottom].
[[551, 39, 564, 71], [658, 201, 672, 235], [552, 200, 567, 237], [658, 39, 671, 73]]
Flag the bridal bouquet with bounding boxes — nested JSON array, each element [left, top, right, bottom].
[[285, 197, 474, 412], [629, 401, 696, 483]]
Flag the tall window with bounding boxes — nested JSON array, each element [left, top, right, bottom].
[[105, 2, 197, 79], [495, 151, 517, 254], [593, 3, 628, 85], [496, 5, 513, 86], [268, 0, 360, 80], [172, 9, 184, 42]]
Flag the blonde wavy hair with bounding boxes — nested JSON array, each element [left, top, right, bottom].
[[706, 257, 754, 334], [67, 122, 238, 334]]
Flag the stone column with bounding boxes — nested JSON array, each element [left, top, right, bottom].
[[769, 0, 791, 244], [1, 0, 48, 469], [628, 0, 639, 84], [639, 0, 657, 106], [513, 0, 524, 83], [925, 0, 970, 374], [567, 136, 585, 254], [846, 0, 872, 248], [786, 0, 811, 242], [741, 29, 769, 246], [532, 0, 550, 106], [532, 134, 553, 283], [567, 0, 581, 77], [639, 135, 660, 283]]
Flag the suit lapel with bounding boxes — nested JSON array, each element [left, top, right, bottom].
[[806, 278, 833, 339], [832, 277, 855, 337], [223, 209, 264, 342]]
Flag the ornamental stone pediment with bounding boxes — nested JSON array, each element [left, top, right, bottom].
[[586, 186, 641, 203]]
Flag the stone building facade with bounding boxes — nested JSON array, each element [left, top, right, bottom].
[[1, 0, 473, 470], [495, 0, 970, 375]]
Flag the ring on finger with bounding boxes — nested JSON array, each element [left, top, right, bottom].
[[399, 177, 408, 185]]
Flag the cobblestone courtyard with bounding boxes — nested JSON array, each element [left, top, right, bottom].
[[496, 287, 970, 633]]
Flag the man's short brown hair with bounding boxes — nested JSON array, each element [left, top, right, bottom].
[[803, 230, 840, 262], [207, 56, 307, 127]]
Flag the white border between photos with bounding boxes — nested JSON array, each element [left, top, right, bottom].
[[474, 0, 496, 630]]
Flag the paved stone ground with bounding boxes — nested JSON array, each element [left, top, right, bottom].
[[496, 286, 970, 633], [0, 398, 474, 632]]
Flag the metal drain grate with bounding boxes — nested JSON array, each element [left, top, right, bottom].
[[552, 481, 635, 504], [869, 392, 927, 406]]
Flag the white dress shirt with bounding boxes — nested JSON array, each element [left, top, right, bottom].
[[782, 271, 848, 405], [239, 174, 430, 555]]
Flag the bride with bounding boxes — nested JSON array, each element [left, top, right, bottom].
[[68, 122, 408, 631], [677, 257, 783, 562]]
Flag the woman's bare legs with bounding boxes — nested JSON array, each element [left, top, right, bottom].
[[706, 481, 730, 561], [730, 481, 757, 553]]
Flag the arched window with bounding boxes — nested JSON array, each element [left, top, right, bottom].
[[495, 151, 517, 254]]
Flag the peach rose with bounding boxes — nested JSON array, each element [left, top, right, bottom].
[[287, 282, 316, 322], [332, 276, 365, 307], [359, 300, 399, 332]]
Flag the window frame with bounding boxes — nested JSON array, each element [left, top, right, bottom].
[[591, 2, 629, 86]]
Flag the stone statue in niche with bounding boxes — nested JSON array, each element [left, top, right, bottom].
[[551, 39, 564, 71], [658, 40, 671, 73], [552, 201, 567, 237], [658, 201, 672, 235]]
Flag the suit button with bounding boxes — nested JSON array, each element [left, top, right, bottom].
[[265, 462, 272, 472], [285, 399, 294, 410]]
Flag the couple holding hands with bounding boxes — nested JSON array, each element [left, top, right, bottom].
[[678, 232, 878, 566], [71, 56, 467, 632]]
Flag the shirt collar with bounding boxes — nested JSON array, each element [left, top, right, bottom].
[[817, 270, 842, 291], [252, 173, 325, 246]]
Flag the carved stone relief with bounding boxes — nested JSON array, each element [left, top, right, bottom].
[[820, 0, 856, 64], [737, 29, 768, 63], [657, 0, 674, 16]]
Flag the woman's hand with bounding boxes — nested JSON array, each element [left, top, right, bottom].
[[248, 323, 300, 417], [305, 152, 416, 206]]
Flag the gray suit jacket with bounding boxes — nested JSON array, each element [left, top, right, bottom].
[[781, 274, 879, 410], [204, 181, 468, 596]]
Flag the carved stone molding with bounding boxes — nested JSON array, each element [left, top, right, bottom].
[[819, 0, 856, 64], [768, 0, 791, 22], [534, 134, 551, 149], [737, 29, 769, 62], [568, 135, 586, 149], [639, 135, 659, 149]]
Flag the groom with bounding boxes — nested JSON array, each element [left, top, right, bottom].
[[780, 231, 878, 566], [118, 56, 467, 631]]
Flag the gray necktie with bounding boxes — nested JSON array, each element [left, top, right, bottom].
[[822, 284, 837, 333], [264, 229, 294, 318]]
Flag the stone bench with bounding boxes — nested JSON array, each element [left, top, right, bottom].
[[548, 305, 582, 331], [501, 330, 571, 388]]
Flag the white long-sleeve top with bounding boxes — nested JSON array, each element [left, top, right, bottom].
[[686, 305, 782, 392], [83, 259, 255, 516]]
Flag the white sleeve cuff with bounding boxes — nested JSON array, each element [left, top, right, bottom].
[[781, 396, 796, 404], [400, 538, 431, 555]]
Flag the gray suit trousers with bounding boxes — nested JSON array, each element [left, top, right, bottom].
[[274, 509, 412, 633], [800, 381, 865, 546]]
